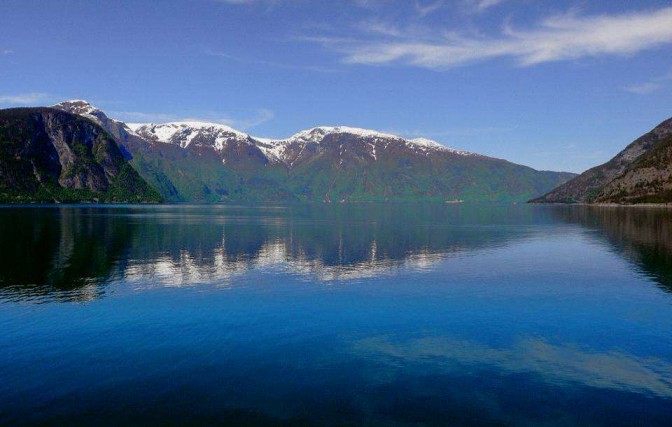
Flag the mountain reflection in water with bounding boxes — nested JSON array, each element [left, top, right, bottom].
[[0, 204, 553, 301], [548, 205, 672, 293], [3, 204, 672, 302]]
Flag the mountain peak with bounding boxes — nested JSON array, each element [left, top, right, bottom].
[[127, 121, 250, 149], [53, 99, 98, 113], [284, 126, 475, 156], [52, 99, 111, 127], [287, 126, 401, 143]]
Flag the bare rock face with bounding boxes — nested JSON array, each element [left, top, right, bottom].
[[531, 117, 672, 204], [0, 107, 162, 203]]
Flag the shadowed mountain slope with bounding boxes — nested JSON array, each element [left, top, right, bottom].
[[0, 107, 162, 203]]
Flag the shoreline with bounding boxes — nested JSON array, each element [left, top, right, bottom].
[[530, 202, 672, 208]]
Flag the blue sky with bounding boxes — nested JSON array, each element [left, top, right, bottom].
[[1, 0, 671, 172]]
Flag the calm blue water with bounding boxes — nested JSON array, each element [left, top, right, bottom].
[[0, 204, 671, 426]]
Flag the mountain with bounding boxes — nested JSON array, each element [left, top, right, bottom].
[[531, 117, 672, 204], [53, 100, 575, 202], [0, 107, 162, 203]]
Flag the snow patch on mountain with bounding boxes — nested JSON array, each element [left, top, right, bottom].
[[286, 126, 402, 143], [409, 137, 442, 148], [277, 126, 477, 157], [255, 139, 288, 161], [409, 137, 476, 156], [128, 121, 250, 149], [52, 100, 106, 126]]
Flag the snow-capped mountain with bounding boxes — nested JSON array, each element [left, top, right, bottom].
[[281, 126, 469, 154], [51, 100, 152, 157], [125, 121, 477, 165], [51, 99, 575, 203], [53, 100, 476, 167], [53, 100, 129, 132], [52, 99, 105, 123], [128, 121, 252, 150]]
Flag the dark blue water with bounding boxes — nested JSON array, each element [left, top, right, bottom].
[[1, 204, 671, 426]]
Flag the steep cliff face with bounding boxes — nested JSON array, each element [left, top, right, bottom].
[[0, 108, 162, 203], [531, 117, 672, 204]]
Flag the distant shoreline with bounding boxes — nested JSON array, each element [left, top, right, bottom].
[[592, 203, 672, 208], [530, 202, 672, 208], [2, 200, 672, 208]]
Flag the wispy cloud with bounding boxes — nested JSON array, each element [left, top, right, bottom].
[[1, 49, 13, 55], [115, 108, 275, 130], [0, 93, 52, 105], [208, 108, 275, 129], [415, 0, 446, 17], [624, 82, 664, 95], [623, 71, 672, 94], [210, 0, 284, 4], [351, 0, 391, 10], [310, 6, 672, 69], [214, 0, 391, 10], [206, 50, 342, 73], [472, 0, 506, 12], [209, 0, 303, 13]]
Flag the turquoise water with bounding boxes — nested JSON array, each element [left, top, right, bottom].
[[1, 204, 671, 426]]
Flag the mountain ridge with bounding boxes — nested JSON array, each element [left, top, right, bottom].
[[54, 101, 498, 163], [530, 117, 672, 204], [49, 99, 575, 203]]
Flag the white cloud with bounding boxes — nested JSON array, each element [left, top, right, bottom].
[[1, 49, 13, 55], [415, 0, 446, 17], [214, 0, 390, 9], [474, 0, 505, 11], [209, 0, 301, 10], [623, 82, 664, 95], [623, 71, 672, 95], [312, 6, 672, 69], [204, 108, 275, 130], [211, 0, 273, 3], [351, 0, 391, 10], [0, 93, 51, 105]]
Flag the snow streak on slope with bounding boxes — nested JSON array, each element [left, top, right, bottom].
[[128, 122, 252, 150]]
